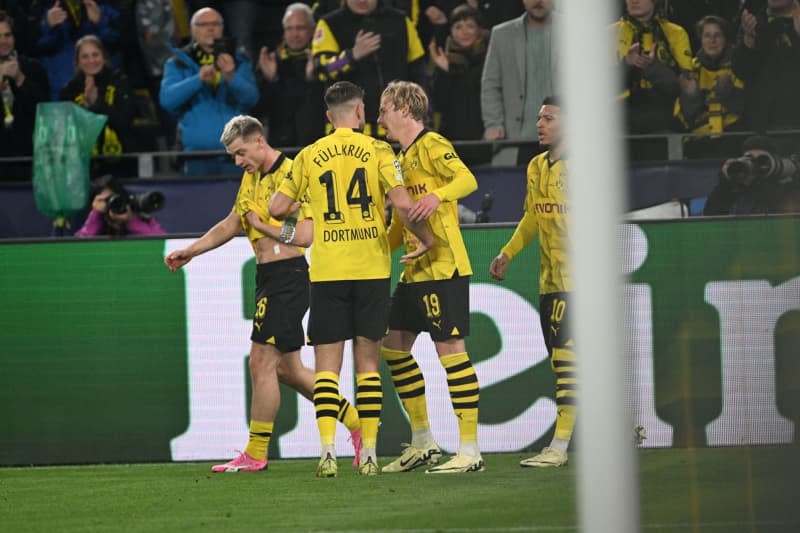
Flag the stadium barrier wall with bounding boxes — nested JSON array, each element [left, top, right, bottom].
[[1, 219, 798, 466], [0, 160, 726, 239]]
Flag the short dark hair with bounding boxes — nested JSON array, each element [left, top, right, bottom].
[[449, 4, 483, 28], [742, 135, 777, 154], [542, 95, 561, 108], [0, 10, 14, 33], [695, 15, 731, 42], [325, 81, 365, 109], [90, 174, 127, 199]]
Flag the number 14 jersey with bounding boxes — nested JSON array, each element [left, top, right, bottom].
[[279, 127, 405, 282]]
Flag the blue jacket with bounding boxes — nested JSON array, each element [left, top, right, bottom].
[[159, 46, 259, 152]]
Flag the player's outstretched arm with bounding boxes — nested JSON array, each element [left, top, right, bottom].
[[164, 212, 242, 272]]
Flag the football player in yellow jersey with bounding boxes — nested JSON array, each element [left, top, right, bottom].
[[490, 96, 575, 468], [270, 81, 434, 477], [377, 80, 484, 474], [164, 115, 363, 473]]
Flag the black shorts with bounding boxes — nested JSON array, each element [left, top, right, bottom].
[[307, 278, 390, 345], [250, 256, 309, 353], [388, 275, 470, 341], [539, 292, 572, 355]]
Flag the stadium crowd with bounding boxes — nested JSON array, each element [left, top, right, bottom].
[[1, 0, 799, 182]]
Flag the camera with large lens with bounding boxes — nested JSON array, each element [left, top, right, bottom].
[[726, 153, 800, 186], [726, 154, 757, 185], [752, 153, 799, 183], [107, 191, 165, 218]]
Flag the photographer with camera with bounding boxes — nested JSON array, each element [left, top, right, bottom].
[[159, 7, 258, 176], [703, 135, 800, 215], [74, 174, 165, 237]]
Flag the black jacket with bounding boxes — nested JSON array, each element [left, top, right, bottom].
[[732, 13, 800, 131], [255, 43, 326, 148]]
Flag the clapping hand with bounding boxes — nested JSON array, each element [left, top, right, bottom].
[[84, 0, 101, 24], [741, 9, 758, 48], [46, 0, 67, 28], [258, 46, 278, 81], [198, 64, 216, 84], [625, 42, 655, 69], [83, 75, 98, 106], [428, 41, 449, 72]]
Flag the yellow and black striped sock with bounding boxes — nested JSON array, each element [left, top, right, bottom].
[[314, 371, 341, 448], [381, 346, 430, 432], [551, 346, 577, 442], [440, 352, 480, 449], [338, 396, 361, 434], [244, 420, 273, 461], [356, 372, 382, 450]]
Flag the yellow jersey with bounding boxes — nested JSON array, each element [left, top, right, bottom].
[[232, 153, 311, 254], [278, 128, 404, 281], [390, 130, 476, 282], [501, 151, 570, 294]]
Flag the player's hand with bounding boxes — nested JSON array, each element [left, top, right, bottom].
[[408, 193, 440, 222], [258, 46, 278, 81], [399, 236, 430, 264], [352, 30, 381, 61], [428, 41, 449, 71], [216, 53, 236, 81], [489, 253, 510, 281], [164, 249, 193, 272]]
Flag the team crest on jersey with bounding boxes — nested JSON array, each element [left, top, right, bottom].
[[393, 160, 404, 183], [313, 27, 324, 44], [285, 170, 293, 181]]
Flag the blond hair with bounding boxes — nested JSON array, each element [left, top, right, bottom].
[[220, 115, 264, 147], [381, 80, 428, 122]]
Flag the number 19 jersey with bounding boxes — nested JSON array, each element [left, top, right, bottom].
[[278, 127, 405, 282]]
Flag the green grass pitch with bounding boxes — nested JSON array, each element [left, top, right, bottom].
[[1, 447, 799, 532]]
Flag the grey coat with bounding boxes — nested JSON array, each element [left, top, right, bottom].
[[480, 13, 559, 139]]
